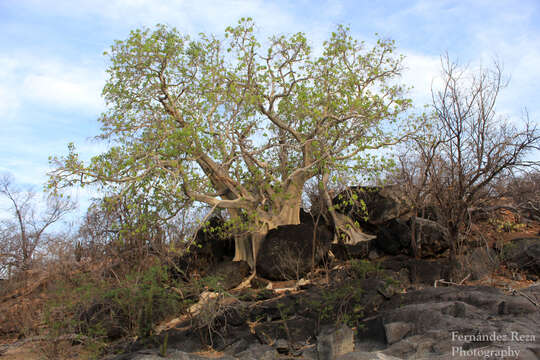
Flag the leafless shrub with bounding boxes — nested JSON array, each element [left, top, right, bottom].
[[395, 55, 540, 277], [0, 174, 75, 277]]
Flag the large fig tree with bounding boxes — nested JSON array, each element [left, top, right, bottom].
[[49, 19, 416, 266]]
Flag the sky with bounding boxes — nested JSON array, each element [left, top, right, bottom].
[[0, 0, 539, 220]]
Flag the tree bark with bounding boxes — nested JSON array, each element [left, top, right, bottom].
[[232, 197, 302, 268]]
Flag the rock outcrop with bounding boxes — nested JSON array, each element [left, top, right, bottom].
[[503, 237, 540, 281], [256, 223, 333, 281]]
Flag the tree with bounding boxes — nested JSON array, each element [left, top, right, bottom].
[[405, 56, 539, 272], [0, 174, 75, 276], [49, 19, 416, 266], [76, 188, 195, 261]]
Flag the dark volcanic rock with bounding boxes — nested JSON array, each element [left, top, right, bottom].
[[108, 281, 540, 360], [209, 261, 250, 290], [253, 317, 317, 346], [408, 258, 449, 285], [333, 185, 411, 226], [256, 223, 333, 281], [375, 219, 411, 255], [331, 241, 372, 260], [503, 237, 540, 279], [413, 218, 450, 257], [174, 216, 235, 279], [317, 325, 355, 359], [356, 285, 540, 359], [194, 216, 235, 263]]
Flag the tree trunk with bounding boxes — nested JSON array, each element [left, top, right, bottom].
[[410, 214, 417, 258], [448, 223, 459, 281], [232, 197, 302, 268], [233, 234, 253, 266]]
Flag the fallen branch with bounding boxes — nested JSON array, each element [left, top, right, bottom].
[[434, 274, 470, 288]]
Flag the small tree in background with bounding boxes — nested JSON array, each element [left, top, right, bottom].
[[0, 174, 75, 276], [402, 55, 539, 275]]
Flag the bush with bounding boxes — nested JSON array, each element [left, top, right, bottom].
[[43, 261, 190, 358]]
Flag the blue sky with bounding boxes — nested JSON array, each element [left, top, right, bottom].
[[1, 0, 539, 218]]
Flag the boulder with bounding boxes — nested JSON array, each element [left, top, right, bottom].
[[408, 258, 449, 285], [193, 216, 235, 264], [174, 216, 235, 279], [209, 261, 250, 290], [234, 344, 279, 360], [383, 321, 413, 345], [331, 241, 372, 260], [317, 325, 355, 360], [502, 237, 540, 279], [253, 317, 317, 346], [375, 219, 411, 255], [256, 223, 333, 281], [359, 285, 540, 359], [413, 218, 450, 257], [333, 185, 411, 226], [124, 350, 235, 359]]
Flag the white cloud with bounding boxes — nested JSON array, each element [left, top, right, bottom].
[[0, 58, 21, 119], [401, 52, 441, 108], [0, 54, 106, 120], [22, 70, 104, 112], [21, 0, 300, 34]]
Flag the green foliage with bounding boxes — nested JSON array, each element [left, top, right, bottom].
[[490, 218, 525, 233], [44, 263, 190, 358], [349, 259, 382, 279], [300, 281, 365, 332], [49, 18, 417, 259]]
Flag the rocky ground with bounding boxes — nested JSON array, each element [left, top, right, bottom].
[[102, 243, 540, 360], [1, 244, 539, 359], [1, 191, 539, 359]]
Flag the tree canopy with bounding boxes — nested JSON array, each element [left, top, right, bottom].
[[49, 18, 417, 265]]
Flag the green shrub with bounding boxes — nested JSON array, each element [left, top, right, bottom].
[[349, 259, 381, 279], [43, 262, 190, 358]]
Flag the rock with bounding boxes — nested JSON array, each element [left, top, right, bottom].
[[300, 345, 319, 360], [408, 258, 449, 285], [413, 218, 449, 257], [367, 285, 540, 360], [336, 352, 402, 360], [333, 185, 411, 226], [502, 237, 540, 277], [274, 338, 289, 353], [375, 219, 410, 255], [121, 349, 235, 359], [223, 338, 250, 356], [250, 276, 270, 289], [331, 241, 373, 260], [195, 216, 235, 262], [235, 344, 279, 360], [317, 325, 355, 360], [253, 317, 316, 345], [209, 261, 250, 290], [175, 216, 235, 279], [256, 223, 333, 281], [458, 247, 498, 280], [383, 322, 412, 345]]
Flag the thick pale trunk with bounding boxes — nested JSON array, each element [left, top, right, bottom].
[[332, 212, 376, 244], [233, 234, 253, 266], [319, 173, 375, 245], [232, 197, 302, 268]]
